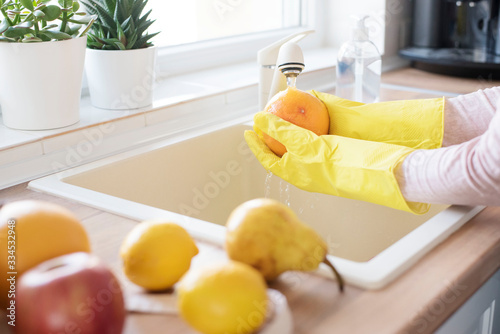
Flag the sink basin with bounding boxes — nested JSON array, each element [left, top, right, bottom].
[[29, 119, 484, 289]]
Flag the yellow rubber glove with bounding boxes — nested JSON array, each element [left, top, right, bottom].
[[245, 112, 430, 215], [310, 91, 445, 149]]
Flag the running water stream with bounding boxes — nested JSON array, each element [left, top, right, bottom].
[[264, 171, 273, 198], [279, 179, 291, 207], [263, 171, 292, 207]]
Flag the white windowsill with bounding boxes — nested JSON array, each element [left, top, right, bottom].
[[0, 47, 338, 190]]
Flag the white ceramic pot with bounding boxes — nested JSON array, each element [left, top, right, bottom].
[[85, 47, 156, 110], [0, 36, 87, 130]]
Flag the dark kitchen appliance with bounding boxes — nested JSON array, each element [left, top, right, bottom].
[[400, 0, 500, 78]]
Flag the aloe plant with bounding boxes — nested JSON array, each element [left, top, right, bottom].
[[80, 0, 158, 50], [0, 0, 95, 42]]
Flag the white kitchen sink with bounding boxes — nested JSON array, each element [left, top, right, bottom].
[[29, 119, 484, 289]]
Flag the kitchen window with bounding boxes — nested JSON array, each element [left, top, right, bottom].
[[149, 0, 325, 76], [147, 0, 303, 48]]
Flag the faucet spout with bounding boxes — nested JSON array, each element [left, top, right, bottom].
[[258, 30, 314, 110], [268, 41, 305, 97]]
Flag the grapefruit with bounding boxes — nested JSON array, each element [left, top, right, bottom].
[[263, 86, 330, 157]]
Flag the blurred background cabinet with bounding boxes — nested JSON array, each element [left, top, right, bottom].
[[436, 268, 499, 334]]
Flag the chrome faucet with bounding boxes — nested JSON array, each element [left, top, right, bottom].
[[257, 30, 314, 110]]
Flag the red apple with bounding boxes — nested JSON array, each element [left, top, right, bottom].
[[15, 252, 126, 334]]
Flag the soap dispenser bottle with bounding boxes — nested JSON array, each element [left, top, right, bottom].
[[336, 16, 381, 103]]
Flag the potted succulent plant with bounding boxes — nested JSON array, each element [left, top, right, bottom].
[[81, 0, 159, 110], [0, 0, 94, 130]]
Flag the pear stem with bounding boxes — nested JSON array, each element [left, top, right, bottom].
[[323, 257, 344, 292]]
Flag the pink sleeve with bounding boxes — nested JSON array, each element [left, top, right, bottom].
[[396, 108, 500, 206], [442, 87, 500, 147]]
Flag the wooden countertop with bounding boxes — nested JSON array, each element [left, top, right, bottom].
[[2, 68, 500, 334]]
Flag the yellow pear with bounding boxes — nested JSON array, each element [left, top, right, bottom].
[[225, 198, 343, 291]]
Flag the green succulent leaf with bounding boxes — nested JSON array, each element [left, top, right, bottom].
[[125, 31, 136, 49], [113, 41, 125, 49], [120, 15, 131, 26], [41, 23, 58, 30], [134, 31, 158, 48], [137, 8, 151, 25], [72, 1, 79, 12], [115, 18, 125, 44], [3, 26, 34, 38], [20, 0, 34, 11], [65, 23, 81, 35], [86, 31, 104, 44], [135, 17, 154, 37], [113, 0, 125, 22], [15, 21, 34, 28], [83, 0, 116, 34], [58, 0, 72, 9], [7, 9, 22, 15], [101, 36, 118, 43], [86, 34, 103, 48], [22, 36, 43, 42], [34, 9, 45, 17], [79, 0, 97, 15], [98, 36, 125, 49], [0, 19, 9, 34], [85, 0, 113, 14], [67, 17, 93, 24], [42, 5, 62, 21], [39, 33, 51, 41], [87, 41, 101, 48], [22, 12, 34, 22], [77, 14, 95, 37], [124, 14, 135, 33], [120, 0, 132, 15], [40, 29, 71, 40], [34, 3, 47, 11], [131, 0, 146, 19]]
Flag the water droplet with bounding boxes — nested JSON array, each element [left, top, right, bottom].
[[264, 171, 273, 198], [279, 179, 291, 207]]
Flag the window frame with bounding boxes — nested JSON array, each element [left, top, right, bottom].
[[155, 0, 326, 77]]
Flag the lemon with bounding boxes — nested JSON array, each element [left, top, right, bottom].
[[178, 261, 268, 334], [120, 220, 198, 291]]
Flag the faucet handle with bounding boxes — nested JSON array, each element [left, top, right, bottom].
[[257, 29, 314, 66]]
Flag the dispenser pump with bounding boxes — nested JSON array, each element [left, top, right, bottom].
[[336, 15, 381, 103], [353, 16, 369, 41]]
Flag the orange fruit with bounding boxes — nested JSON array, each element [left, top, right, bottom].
[[263, 86, 330, 157], [0, 200, 90, 308]]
